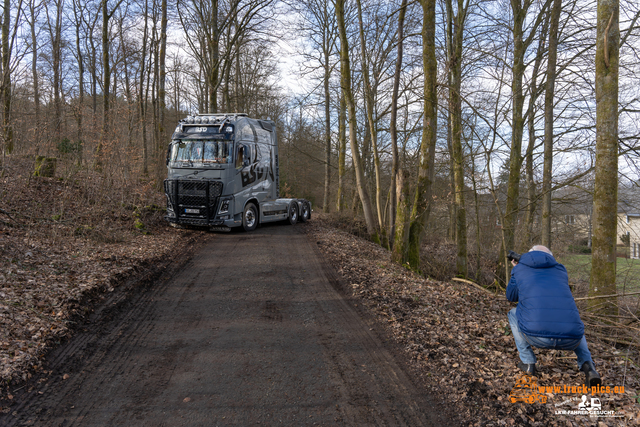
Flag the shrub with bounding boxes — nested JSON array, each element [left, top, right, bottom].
[[57, 139, 83, 154], [568, 244, 591, 254]]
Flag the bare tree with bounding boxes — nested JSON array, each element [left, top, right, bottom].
[[0, 0, 24, 155], [589, 0, 619, 315], [293, 0, 338, 213], [157, 0, 167, 148], [336, 0, 377, 239], [177, 0, 274, 113], [388, 0, 407, 247], [95, 0, 127, 169], [26, 0, 42, 151], [446, 0, 470, 277], [501, 0, 551, 279], [540, 0, 561, 248], [71, 0, 88, 164], [336, 88, 346, 211], [356, 0, 384, 235], [43, 0, 64, 146], [139, 0, 150, 174], [404, 0, 438, 270]]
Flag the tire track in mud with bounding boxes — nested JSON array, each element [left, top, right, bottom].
[[1, 225, 454, 426]]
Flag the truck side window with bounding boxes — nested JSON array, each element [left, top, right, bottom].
[[237, 122, 256, 143]]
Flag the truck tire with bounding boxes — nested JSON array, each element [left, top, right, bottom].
[[288, 202, 298, 225], [299, 201, 310, 223], [243, 203, 258, 232]]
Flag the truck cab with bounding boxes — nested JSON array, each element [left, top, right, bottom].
[[164, 113, 311, 231]]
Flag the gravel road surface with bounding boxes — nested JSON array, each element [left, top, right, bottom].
[[1, 224, 448, 426]]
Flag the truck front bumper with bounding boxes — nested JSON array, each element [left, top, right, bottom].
[[164, 179, 234, 227]]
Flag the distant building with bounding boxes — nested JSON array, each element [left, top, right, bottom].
[[549, 187, 640, 257], [619, 213, 640, 259]]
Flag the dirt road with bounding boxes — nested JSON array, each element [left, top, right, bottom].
[[1, 224, 450, 426]]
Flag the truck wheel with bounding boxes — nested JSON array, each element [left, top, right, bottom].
[[288, 202, 298, 225], [299, 201, 310, 223], [243, 203, 258, 232]]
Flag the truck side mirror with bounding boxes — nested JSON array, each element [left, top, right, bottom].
[[243, 145, 251, 167], [236, 146, 244, 169]]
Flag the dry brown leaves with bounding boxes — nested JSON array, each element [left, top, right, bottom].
[[0, 158, 198, 398], [306, 214, 640, 426]]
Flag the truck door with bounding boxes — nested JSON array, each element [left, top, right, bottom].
[[238, 142, 259, 189]]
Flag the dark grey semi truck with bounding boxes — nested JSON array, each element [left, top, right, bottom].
[[164, 113, 311, 231]]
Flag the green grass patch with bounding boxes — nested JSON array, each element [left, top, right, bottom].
[[558, 254, 640, 292]]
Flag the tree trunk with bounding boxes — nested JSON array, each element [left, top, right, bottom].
[[406, 0, 438, 270], [52, 0, 63, 147], [209, 0, 219, 113], [589, 0, 619, 316], [73, 0, 84, 165], [356, 0, 384, 236], [96, 0, 116, 170], [322, 0, 331, 213], [336, 90, 346, 212], [389, 0, 407, 249], [523, 12, 549, 250], [29, 1, 41, 152], [336, 0, 378, 240], [541, 0, 562, 248], [1, 0, 14, 154], [447, 0, 468, 278], [503, 0, 528, 266], [392, 170, 411, 263], [140, 0, 149, 175], [158, 0, 167, 149], [470, 152, 482, 281]]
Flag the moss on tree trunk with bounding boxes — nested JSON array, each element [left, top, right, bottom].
[[406, 0, 438, 271], [589, 0, 619, 315]]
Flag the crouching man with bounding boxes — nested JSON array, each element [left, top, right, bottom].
[[506, 245, 601, 387]]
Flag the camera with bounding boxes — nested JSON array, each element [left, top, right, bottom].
[[507, 250, 521, 263]]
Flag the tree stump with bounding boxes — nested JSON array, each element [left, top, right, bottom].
[[34, 156, 57, 177]]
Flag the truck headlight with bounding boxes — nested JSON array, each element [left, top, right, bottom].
[[166, 195, 175, 217], [218, 198, 230, 214]]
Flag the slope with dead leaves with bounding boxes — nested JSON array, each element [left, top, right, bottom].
[[0, 157, 203, 400]]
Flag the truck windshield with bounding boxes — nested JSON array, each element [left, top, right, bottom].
[[170, 140, 232, 165]]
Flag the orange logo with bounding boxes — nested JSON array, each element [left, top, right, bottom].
[[509, 375, 548, 404]]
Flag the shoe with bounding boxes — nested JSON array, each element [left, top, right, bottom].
[[580, 361, 601, 388], [517, 362, 537, 376]]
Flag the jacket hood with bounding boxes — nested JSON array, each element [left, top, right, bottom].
[[518, 251, 558, 269]]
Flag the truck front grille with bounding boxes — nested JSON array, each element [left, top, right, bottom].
[[164, 179, 223, 224]]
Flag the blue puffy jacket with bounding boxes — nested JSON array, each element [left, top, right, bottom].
[[506, 251, 584, 339]]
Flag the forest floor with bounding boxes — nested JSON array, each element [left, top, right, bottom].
[[306, 214, 640, 426], [1, 156, 639, 425]]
